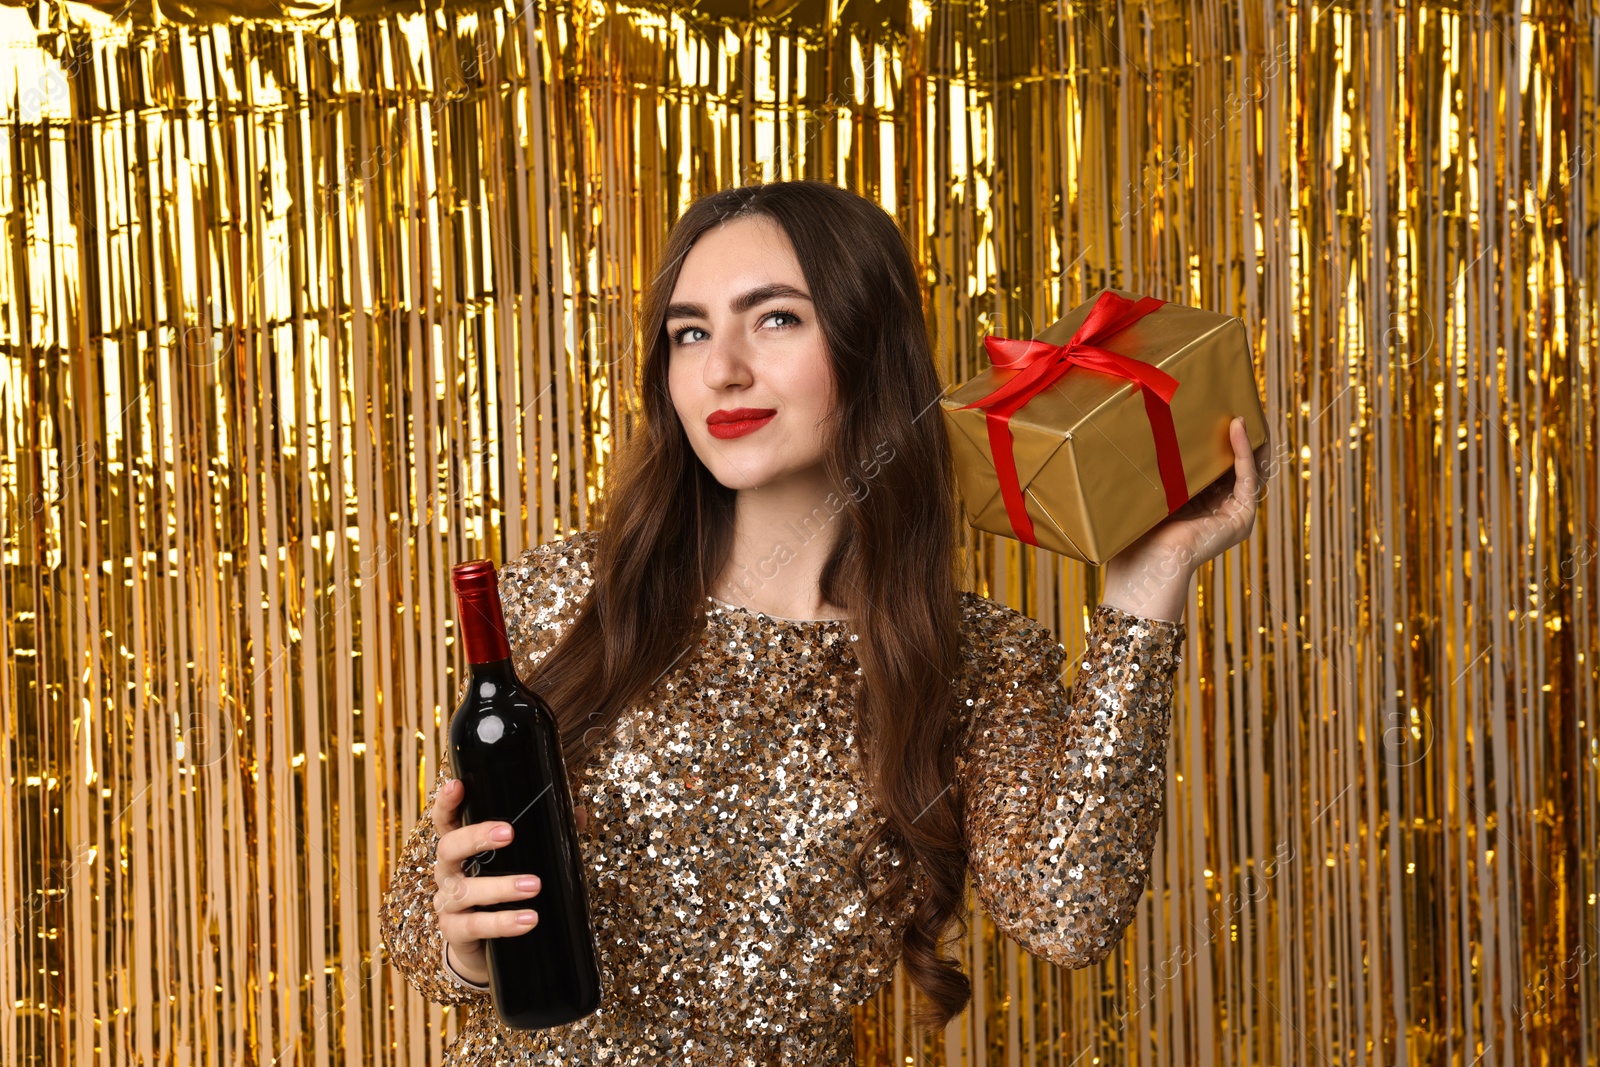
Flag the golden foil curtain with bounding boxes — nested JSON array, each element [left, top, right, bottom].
[[0, 0, 1594, 1063]]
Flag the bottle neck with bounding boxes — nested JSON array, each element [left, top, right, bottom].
[[468, 656, 516, 680], [453, 571, 513, 664]]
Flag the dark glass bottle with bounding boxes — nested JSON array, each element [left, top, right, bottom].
[[448, 560, 602, 1029]]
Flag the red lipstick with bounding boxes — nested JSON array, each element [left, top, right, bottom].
[[706, 408, 777, 440]]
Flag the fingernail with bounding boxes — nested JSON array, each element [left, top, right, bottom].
[[516, 876, 540, 892], [516, 911, 538, 925], [491, 826, 512, 841]]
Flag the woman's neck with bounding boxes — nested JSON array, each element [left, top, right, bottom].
[[713, 480, 850, 621]]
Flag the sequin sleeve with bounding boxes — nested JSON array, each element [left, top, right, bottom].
[[378, 770, 494, 1007], [957, 601, 1186, 968], [378, 534, 596, 1008], [498, 531, 597, 682]]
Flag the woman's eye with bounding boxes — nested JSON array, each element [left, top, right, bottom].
[[670, 311, 800, 346]]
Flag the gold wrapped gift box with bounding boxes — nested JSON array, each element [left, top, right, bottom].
[[940, 287, 1269, 565]]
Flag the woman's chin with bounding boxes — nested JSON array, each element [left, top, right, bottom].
[[711, 472, 769, 492], [712, 465, 814, 495], [694, 449, 829, 496]]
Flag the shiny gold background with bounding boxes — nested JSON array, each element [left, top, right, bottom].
[[1, 0, 1594, 1063]]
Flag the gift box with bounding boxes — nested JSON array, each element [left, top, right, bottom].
[[939, 287, 1269, 565]]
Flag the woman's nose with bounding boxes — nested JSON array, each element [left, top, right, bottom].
[[701, 331, 753, 389]]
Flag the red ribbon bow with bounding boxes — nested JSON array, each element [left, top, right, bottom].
[[955, 291, 1190, 546]]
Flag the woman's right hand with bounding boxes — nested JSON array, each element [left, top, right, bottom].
[[431, 777, 588, 985]]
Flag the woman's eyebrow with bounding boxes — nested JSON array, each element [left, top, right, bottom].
[[665, 283, 813, 321]]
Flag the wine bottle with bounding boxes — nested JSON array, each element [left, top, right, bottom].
[[447, 559, 602, 1029]]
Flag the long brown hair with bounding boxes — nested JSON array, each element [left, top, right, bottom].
[[525, 180, 971, 1030]]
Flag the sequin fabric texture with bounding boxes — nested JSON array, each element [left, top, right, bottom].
[[379, 530, 1186, 1065]]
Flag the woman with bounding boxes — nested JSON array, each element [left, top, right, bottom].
[[380, 180, 1265, 1064]]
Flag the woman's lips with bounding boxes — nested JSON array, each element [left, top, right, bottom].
[[706, 413, 776, 439]]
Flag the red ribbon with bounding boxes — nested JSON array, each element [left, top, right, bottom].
[[954, 291, 1190, 546]]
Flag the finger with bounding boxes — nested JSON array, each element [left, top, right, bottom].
[[437, 821, 514, 870], [432, 778, 464, 836], [435, 872, 542, 915], [432, 863, 528, 917], [441, 907, 540, 944], [575, 805, 588, 833], [432, 863, 473, 915], [1229, 417, 1259, 505], [1252, 423, 1273, 481]]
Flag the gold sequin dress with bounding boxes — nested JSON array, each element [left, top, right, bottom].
[[380, 530, 1186, 1064]]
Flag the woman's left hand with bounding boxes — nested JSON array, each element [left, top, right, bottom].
[[1100, 416, 1271, 620]]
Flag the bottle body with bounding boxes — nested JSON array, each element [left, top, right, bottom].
[[448, 561, 602, 1029]]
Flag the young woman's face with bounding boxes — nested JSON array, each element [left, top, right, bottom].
[[665, 214, 836, 492]]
